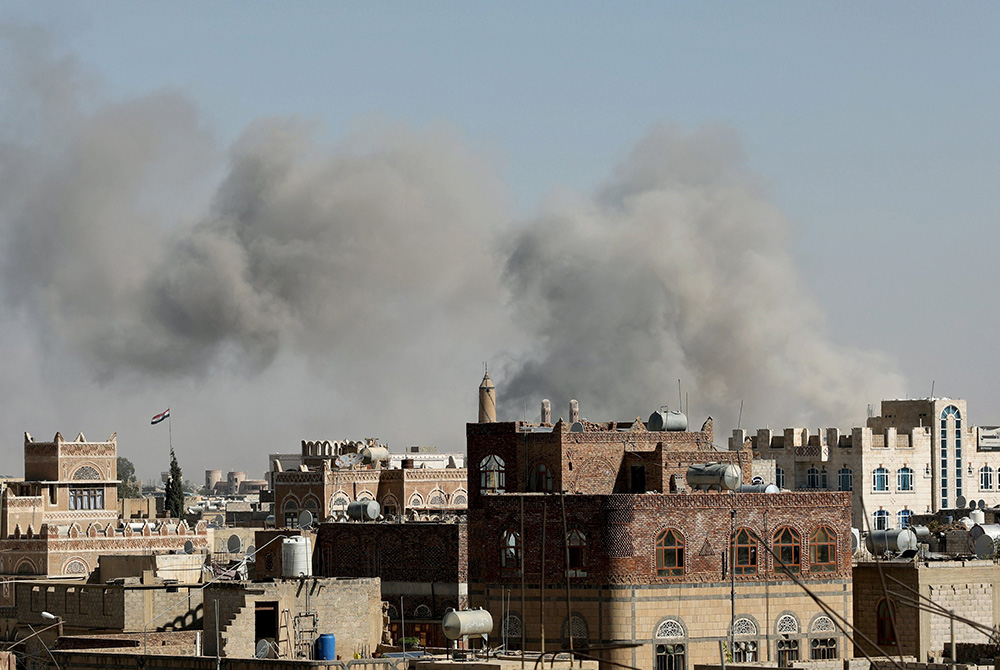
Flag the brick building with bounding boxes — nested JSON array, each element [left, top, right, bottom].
[[0, 432, 208, 577], [314, 519, 468, 647], [273, 438, 467, 528], [466, 375, 853, 670], [739, 397, 1000, 531]]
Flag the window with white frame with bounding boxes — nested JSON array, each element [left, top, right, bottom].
[[981, 466, 995, 491], [838, 468, 853, 492], [872, 467, 889, 492], [775, 467, 785, 489], [897, 509, 912, 529], [873, 510, 889, 531], [897, 467, 914, 492], [807, 468, 820, 488]]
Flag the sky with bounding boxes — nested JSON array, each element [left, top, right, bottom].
[[0, 4, 998, 483]]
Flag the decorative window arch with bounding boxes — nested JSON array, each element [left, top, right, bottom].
[[302, 496, 320, 510], [810, 616, 836, 633], [897, 467, 914, 491], [414, 604, 432, 619], [501, 530, 521, 577], [480, 454, 506, 492], [63, 558, 89, 575], [873, 509, 890, 531], [503, 614, 523, 648], [897, 509, 912, 529], [655, 619, 686, 670], [981, 466, 995, 491], [408, 493, 424, 507], [357, 490, 374, 502], [774, 526, 801, 573], [809, 526, 837, 572], [776, 614, 799, 635], [561, 614, 589, 644], [72, 465, 101, 480], [15, 559, 35, 575], [732, 617, 758, 636], [655, 618, 685, 639], [428, 489, 447, 506], [655, 529, 684, 577], [452, 489, 468, 506], [731, 617, 759, 662], [529, 462, 553, 492], [330, 491, 350, 510]]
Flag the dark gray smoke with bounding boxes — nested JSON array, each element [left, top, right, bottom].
[[500, 125, 905, 430], [0, 26, 904, 469]]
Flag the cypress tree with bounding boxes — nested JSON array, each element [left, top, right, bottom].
[[165, 448, 185, 519]]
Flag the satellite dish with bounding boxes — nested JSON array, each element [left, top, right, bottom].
[[956, 495, 967, 509], [227, 534, 242, 554], [751, 476, 764, 485], [979, 500, 987, 510], [246, 544, 256, 558], [570, 422, 584, 433], [183, 540, 194, 555], [298, 510, 314, 528], [255, 639, 271, 659], [213, 515, 224, 526]]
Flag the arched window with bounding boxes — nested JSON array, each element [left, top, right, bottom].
[[561, 615, 589, 647], [773, 527, 801, 573], [480, 454, 506, 492], [357, 490, 374, 502], [777, 614, 799, 635], [732, 618, 758, 662], [529, 462, 553, 492], [732, 529, 757, 575], [503, 614, 523, 649], [408, 493, 424, 507], [873, 509, 890, 531], [330, 491, 350, 511], [876, 599, 896, 646], [567, 530, 587, 577], [897, 467, 914, 492], [414, 604, 432, 619], [282, 497, 299, 528], [809, 526, 837, 572], [872, 467, 889, 492], [775, 467, 785, 489], [452, 490, 468, 506], [655, 618, 686, 670], [981, 466, 994, 491], [303, 497, 319, 510], [838, 468, 853, 492], [807, 468, 820, 488], [501, 530, 521, 577], [428, 489, 447, 506], [897, 509, 912, 529], [381, 495, 399, 517], [656, 529, 684, 577], [778, 613, 802, 665]]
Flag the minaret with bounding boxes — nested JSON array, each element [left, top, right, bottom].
[[478, 369, 496, 423]]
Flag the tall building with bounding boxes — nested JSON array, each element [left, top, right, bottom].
[[466, 385, 853, 670], [738, 397, 1000, 531]]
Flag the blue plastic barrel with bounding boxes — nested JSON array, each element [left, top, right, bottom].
[[316, 633, 336, 660]]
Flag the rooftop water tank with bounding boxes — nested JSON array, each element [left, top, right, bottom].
[[362, 446, 390, 464], [442, 609, 494, 640], [648, 407, 688, 432], [686, 463, 741, 491], [347, 500, 381, 521], [865, 529, 918, 555], [973, 527, 1000, 558], [281, 536, 312, 577], [971, 509, 986, 525]]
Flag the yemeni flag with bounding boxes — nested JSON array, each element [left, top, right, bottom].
[[151, 408, 170, 425]]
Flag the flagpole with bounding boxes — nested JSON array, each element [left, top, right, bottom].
[[168, 407, 173, 453]]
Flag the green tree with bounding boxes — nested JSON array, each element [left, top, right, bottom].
[[117, 456, 142, 499], [165, 448, 185, 519]]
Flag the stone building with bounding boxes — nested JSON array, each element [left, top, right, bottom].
[[273, 438, 467, 528], [853, 558, 1000, 662], [203, 576, 383, 659], [466, 375, 854, 670], [0, 432, 208, 577], [738, 397, 1000, 531]]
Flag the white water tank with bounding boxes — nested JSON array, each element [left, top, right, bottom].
[[971, 509, 986, 525], [865, 529, 918, 555], [281, 536, 312, 577], [442, 609, 493, 640], [686, 463, 742, 491]]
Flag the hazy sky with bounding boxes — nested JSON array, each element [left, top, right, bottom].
[[1, 4, 998, 482]]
